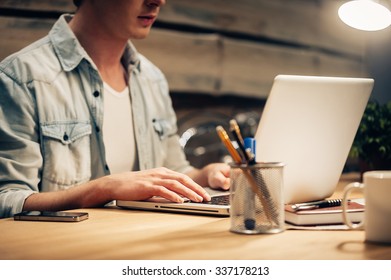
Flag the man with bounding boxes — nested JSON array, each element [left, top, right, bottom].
[[0, 0, 230, 218]]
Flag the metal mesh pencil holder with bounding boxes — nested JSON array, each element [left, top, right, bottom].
[[229, 162, 285, 234]]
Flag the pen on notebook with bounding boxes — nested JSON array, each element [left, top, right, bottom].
[[291, 199, 347, 211]]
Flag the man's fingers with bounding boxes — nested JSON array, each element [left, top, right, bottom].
[[153, 179, 204, 202], [153, 168, 211, 201]]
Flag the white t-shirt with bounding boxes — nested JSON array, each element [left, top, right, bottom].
[[102, 82, 138, 174]]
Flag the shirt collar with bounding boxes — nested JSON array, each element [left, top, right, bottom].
[[49, 14, 141, 72], [49, 14, 87, 72], [122, 41, 142, 73]]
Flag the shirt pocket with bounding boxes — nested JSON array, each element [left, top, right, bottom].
[[152, 118, 174, 141], [40, 120, 92, 191], [151, 118, 177, 166]]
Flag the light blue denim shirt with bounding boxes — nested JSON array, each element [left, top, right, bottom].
[[0, 15, 193, 218]]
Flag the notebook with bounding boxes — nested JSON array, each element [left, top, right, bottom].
[[284, 199, 365, 226], [116, 74, 373, 216], [255, 75, 373, 204]]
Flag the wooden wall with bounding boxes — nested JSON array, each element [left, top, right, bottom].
[[0, 0, 369, 100]]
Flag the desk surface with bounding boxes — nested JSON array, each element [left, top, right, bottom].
[[1, 173, 391, 260]]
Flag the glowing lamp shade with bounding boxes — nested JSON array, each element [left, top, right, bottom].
[[338, 0, 391, 31]]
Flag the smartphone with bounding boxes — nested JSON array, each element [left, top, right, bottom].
[[14, 211, 89, 222]]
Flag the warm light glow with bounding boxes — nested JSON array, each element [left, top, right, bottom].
[[338, 0, 391, 31]]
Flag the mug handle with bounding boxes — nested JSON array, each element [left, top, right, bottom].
[[342, 182, 364, 229]]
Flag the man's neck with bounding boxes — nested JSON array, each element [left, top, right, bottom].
[[69, 11, 128, 91]]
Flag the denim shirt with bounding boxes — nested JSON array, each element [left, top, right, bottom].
[[0, 15, 192, 218]]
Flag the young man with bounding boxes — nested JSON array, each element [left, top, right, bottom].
[[0, 0, 230, 218]]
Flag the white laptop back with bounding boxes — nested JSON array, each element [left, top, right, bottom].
[[255, 75, 373, 204]]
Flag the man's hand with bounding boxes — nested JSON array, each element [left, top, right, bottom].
[[107, 167, 211, 203], [186, 163, 230, 191]]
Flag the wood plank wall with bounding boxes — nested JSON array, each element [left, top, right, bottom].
[[0, 0, 369, 99]]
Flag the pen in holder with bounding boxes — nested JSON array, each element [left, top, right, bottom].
[[229, 162, 285, 234]]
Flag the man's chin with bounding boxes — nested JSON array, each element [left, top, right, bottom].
[[130, 29, 152, 40]]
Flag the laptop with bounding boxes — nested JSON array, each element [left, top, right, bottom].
[[117, 74, 373, 215], [117, 187, 230, 216], [255, 75, 373, 204]]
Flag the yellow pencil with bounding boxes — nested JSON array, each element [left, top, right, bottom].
[[216, 125, 242, 164]]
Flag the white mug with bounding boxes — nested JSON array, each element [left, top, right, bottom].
[[342, 171, 391, 244]]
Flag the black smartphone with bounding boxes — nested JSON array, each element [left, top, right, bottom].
[[14, 211, 89, 222]]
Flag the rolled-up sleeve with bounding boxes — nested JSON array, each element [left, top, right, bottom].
[[0, 70, 42, 218]]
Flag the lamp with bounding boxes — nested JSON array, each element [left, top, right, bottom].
[[338, 0, 391, 31]]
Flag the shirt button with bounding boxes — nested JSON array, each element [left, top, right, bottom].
[[63, 133, 69, 141], [95, 126, 100, 133], [93, 91, 100, 97]]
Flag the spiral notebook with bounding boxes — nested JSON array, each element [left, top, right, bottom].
[[284, 199, 365, 226]]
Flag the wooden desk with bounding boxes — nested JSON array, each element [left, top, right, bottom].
[[1, 173, 390, 260]]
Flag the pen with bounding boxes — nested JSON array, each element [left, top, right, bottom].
[[243, 136, 280, 226], [216, 126, 274, 225], [243, 136, 256, 230], [244, 137, 256, 165], [291, 199, 346, 211], [244, 137, 256, 160], [229, 119, 248, 163]]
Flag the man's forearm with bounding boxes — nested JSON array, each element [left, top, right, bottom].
[[23, 177, 112, 212]]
